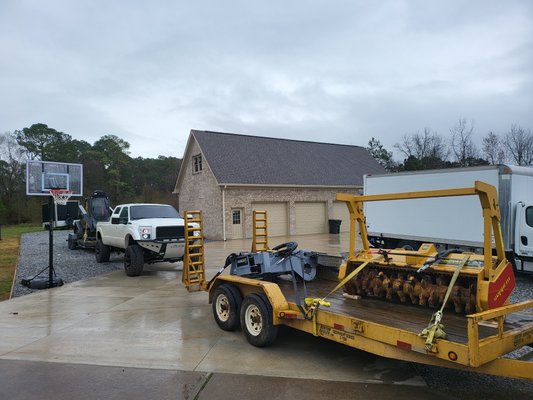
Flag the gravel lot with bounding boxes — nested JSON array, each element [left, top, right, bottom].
[[12, 230, 123, 297], [10, 229, 533, 396]]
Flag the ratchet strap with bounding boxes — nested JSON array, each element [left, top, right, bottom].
[[419, 254, 470, 350], [304, 254, 382, 335]]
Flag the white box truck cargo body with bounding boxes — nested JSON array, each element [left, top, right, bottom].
[[364, 165, 533, 268]]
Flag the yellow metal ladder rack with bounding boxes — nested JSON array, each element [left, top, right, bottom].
[[183, 210, 206, 291], [252, 210, 269, 252]]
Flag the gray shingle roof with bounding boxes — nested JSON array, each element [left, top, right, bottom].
[[192, 130, 386, 187]]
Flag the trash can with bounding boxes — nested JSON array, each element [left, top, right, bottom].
[[328, 219, 341, 234]]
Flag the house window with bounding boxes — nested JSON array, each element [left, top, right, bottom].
[[232, 209, 241, 225], [193, 154, 202, 173]]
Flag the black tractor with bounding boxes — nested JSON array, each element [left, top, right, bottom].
[[68, 190, 112, 250]]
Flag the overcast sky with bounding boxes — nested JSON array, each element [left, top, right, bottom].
[[1, 0, 532, 159]]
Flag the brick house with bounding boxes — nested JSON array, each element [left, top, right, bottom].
[[173, 130, 386, 240]]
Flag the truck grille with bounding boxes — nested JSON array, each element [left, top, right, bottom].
[[156, 226, 184, 239]]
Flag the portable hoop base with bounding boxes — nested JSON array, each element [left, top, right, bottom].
[[21, 193, 67, 290], [21, 276, 64, 289]]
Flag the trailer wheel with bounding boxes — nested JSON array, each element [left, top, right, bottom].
[[95, 239, 110, 262], [124, 244, 144, 276], [398, 240, 419, 251], [212, 284, 242, 331], [240, 293, 278, 347]]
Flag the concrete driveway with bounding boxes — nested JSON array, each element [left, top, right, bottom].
[[1, 233, 532, 399]]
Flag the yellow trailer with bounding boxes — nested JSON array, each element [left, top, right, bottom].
[[205, 181, 533, 381]]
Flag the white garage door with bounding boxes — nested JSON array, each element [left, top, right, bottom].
[[333, 201, 350, 232], [252, 202, 288, 237], [295, 202, 327, 235]]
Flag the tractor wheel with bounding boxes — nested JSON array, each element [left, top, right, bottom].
[[68, 235, 78, 250], [124, 244, 144, 276], [240, 293, 278, 347], [95, 239, 110, 262], [212, 284, 242, 331]]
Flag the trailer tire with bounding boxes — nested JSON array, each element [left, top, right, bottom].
[[240, 293, 278, 347], [212, 284, 242, 331], [124, 244, 144, 276], [95, 239, 110, 262], [398, 240, 419, 251]]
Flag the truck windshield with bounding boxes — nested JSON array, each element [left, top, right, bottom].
[[130, 205, 180, 220]]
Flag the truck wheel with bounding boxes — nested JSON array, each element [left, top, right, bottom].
[[212, 284, 242, 331], [398, 240, 419, 251], [124, 244, 144, 276], [240, 293, 278, 347], [95, 239, 110, 262], [68, 235, 78, 250]]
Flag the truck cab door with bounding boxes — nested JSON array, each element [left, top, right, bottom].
[[515, 202, 533, 258]]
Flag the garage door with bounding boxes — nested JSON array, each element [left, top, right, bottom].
[[333, 201, 350, 232], [252, 202, 288, 237], [295, 202, 327, 235]]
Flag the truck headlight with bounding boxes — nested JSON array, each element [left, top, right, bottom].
[[139, 226, 152, 240]]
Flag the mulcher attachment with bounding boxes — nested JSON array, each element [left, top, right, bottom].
[[343, 261, 478, 314], [337, 181, 517, 315]]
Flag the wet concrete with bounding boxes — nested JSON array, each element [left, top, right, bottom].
[[1, 232, 532, 398]]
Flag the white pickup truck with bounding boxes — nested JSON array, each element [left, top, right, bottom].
[[95, 203, 186, 276]]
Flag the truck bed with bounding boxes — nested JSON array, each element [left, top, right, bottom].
[[276, 276, 532, 344]]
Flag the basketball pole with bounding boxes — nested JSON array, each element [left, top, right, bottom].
[[48, 194, 54, 288]]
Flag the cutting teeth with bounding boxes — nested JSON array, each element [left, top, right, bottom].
[[344, 265, 477, 314]]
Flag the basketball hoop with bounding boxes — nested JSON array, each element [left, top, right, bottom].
[[49, 189, 73, 206]]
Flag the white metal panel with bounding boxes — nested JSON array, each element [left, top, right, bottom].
[[295, 202, 327, 235], [252, 203, 288, 237], [364, 168, 500, 246], [332, 201, 350, 232]]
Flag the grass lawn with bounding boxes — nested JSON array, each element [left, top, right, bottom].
[[0, 224, 42, 301]]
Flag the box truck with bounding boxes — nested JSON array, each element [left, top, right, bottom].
[[364, 165, 533, 270]]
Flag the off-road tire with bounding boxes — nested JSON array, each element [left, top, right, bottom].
[[95, 239, 110, 262], [240, 293, 278, 347], [124, 244, 144, 276], [212, 284, 242, 331]]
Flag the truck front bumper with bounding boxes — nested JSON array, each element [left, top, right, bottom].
[[137, 239, 185, 260]]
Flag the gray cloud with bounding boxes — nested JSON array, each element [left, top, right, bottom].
[[1, 0, 532, 159]]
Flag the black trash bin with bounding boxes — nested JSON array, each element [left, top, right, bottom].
[[328, 219, 341, 234]]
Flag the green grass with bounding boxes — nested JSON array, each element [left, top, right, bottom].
[[0, 224, 42, 300]]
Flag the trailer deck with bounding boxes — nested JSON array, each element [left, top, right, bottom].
[[276, 276, 532, 345]]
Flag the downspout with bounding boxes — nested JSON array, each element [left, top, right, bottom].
[[222, 185, 227, 241]]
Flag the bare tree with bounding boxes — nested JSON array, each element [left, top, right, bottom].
[[394, 128, 449, 160], [449, 118, 479, 166], [482, 132, 506, 165], [505, 125, 533, 166]]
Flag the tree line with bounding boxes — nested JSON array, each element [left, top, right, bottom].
[[367, 118, 533, 171], [0, 123, 181, 224]]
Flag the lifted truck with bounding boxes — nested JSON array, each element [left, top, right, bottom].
[[204, 181, 533, 381], [96, 203, 187, 276]]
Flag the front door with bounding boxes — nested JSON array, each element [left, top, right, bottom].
[[231, 208, 244, 239], [515, 202, 533, 257]]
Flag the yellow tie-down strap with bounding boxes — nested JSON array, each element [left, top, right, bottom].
[[304, 255, 381, 336]]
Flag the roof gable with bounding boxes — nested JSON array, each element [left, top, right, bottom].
[[190, 130, 386, 187]]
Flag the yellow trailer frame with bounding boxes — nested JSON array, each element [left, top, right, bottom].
[[208, 181, 533, 381]]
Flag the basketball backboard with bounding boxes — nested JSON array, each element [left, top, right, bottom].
[[26, 160, 83, 197]]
